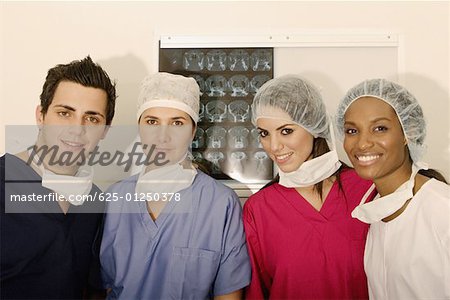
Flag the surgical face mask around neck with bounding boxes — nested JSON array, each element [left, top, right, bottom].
[[279, 149, 341, 188], [30, 151, 94, 206], [135, 156, 197, 195], [351, 162, 428, 224], [278, 123, 342, 188]]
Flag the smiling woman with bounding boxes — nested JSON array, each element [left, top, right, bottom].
[[256, 107, 314, 174], [343, 96, 410, 190], [336, 78, 450, 299], [243, 75, 376, 299]]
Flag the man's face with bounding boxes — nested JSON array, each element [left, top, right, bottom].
[[35, 80, 108, 174]]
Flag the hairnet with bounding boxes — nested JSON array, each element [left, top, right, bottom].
[[251, 74, 330, 140], [335, 78, 426, 162], [137, 72, 200, 122]]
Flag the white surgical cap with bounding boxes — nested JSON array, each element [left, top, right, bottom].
[[137, 72, 200, 122], [335, 78, 426, 162], [251, 75, 330, 141]]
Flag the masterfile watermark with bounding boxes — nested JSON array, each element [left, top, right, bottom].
[[27, 142, 169, 172], [4, 125, 196, 213]]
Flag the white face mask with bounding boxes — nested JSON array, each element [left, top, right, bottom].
[[279, 150, 342, 188], [278, 123, 342, 188], [135, 156, 197, 195], [41, 167, 93, 206], [351, 161, 428, 224], [30, 151, 94, 206]]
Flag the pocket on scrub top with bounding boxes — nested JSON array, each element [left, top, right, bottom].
[[168, 247, 220, 300]]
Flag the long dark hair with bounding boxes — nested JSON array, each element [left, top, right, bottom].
[[262, 137, 348, 201], [418, 169, 448, 184]]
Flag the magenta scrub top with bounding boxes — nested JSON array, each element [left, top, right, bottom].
[[243, 169, 375, 299]]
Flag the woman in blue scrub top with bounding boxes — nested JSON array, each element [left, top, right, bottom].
[[100, 73, 251, 300]]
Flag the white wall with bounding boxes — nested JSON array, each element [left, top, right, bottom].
[[1, 1, 449, 178]]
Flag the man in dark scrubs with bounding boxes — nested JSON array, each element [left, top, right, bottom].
[[0, 56, 116, 299]]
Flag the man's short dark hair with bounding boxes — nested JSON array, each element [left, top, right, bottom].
[[39, 56, 117, 125]]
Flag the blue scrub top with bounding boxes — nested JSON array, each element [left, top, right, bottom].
[[100, 171, 251, 299]]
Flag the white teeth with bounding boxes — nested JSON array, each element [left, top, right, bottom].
[[357, 155, 379, 162], [63, 141, 84, 147], [276, 153, 292, 160]]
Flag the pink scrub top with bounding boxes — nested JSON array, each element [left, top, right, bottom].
[[243, 169, 375, 299]]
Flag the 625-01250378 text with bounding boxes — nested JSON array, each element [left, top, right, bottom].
[[98, 192, 181, 202]]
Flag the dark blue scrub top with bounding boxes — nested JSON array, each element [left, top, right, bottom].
[[0, 154, 105, 299]]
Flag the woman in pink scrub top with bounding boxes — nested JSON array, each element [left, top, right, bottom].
[[243, 75, 375, 299]]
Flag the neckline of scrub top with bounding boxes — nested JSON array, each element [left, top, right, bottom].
[[136, 175, 198, 240], [274, 179, 340, 223], [5, 153, 78, 219], [138, 194, 177, 236]]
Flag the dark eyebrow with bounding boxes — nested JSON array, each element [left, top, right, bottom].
[[370, 117, 392, 123], [53, 104, 105, 119], [171, 116, 188, 121], [143, 115, 159, 119], [276, 123, 296, 131], [53, 104, 75, 112], [343, 120, 356, 126], [85, 111, 105, 119], [257, 123, 296, 131], [345, 117, 392, 126], [143, 115, 188, 120]]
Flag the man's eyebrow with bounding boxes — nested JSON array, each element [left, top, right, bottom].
[[53, 104, 75, 111], [85, 111, 105, 119], [53, 104, 105, 119]]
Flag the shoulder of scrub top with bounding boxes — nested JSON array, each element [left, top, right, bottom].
[[193, 170, 241, 204]]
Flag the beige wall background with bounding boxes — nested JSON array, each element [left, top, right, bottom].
[[1, 1, 449, 178]]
